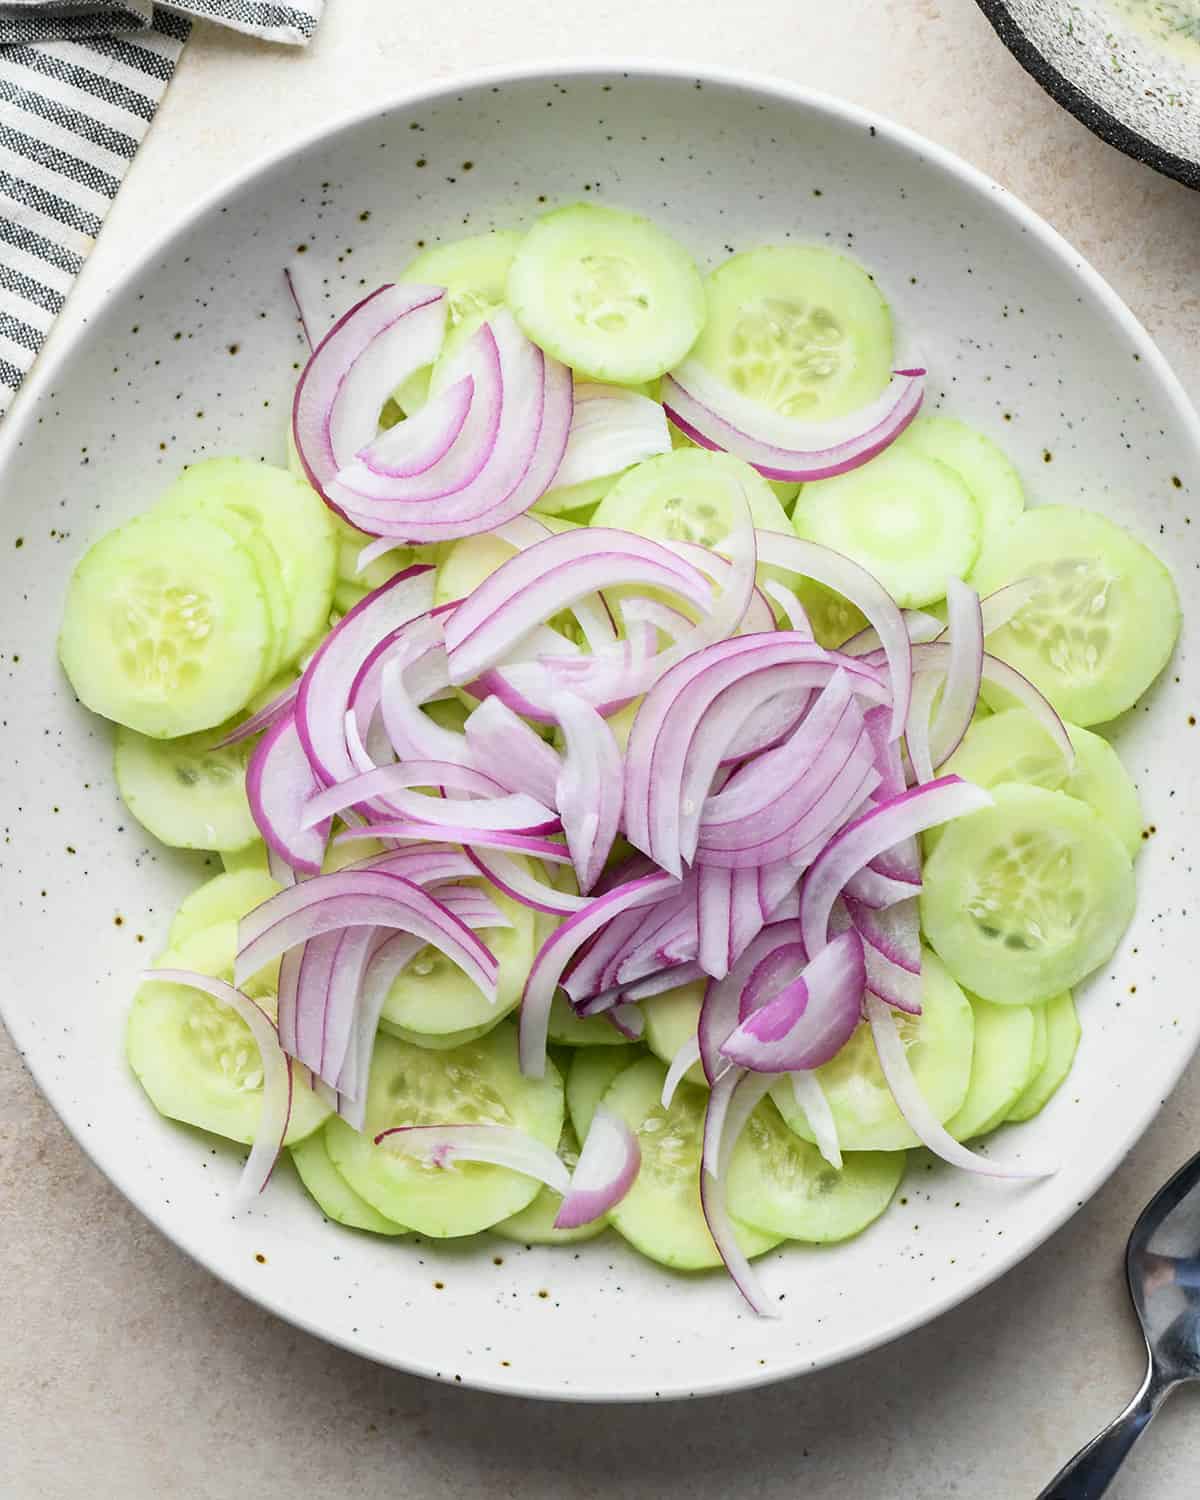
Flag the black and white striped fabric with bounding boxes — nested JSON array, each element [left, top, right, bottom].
[[0, 0, 323, 414]]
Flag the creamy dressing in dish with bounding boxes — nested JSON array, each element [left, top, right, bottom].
[[1109, 0, 1200, 63]]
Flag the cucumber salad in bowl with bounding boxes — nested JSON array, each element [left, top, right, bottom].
[[57, 201, 1181, 1312]]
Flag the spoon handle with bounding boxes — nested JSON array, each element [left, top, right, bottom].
[[1036, 1364, 1169, 1499]]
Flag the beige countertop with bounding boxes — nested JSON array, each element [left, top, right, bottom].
[[3, 2, 1200, 1495]]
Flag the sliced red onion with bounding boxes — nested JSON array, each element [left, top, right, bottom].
[[928, 578, 984, 767], [246, 714, 330, 876], [738, 939, 810, 1021], [841, 861, 922, 910], [151, 970, 292, 1204], [698, 919, 804, 1085], [353, 374, 473, 477], [336, 931, 423, 1127], [618, 594, 694, 642], [375, 1122, 570, 1192], [301, 761, 554, 833], [551, 381, 671, 492], [520, 871, 679, 1077], [554, 1104, 641, 1228], [695, 864, 766, 980], [355, 535, 411, 576], [337, 822, 572, 864], [344, 707, 378, 775], [237, 869, 497, 1014], [662, 1036, 701, 1109], [465, 848, 592, 915], [379, 653, 476, 769], [607, 1002, 645, 1041], [331, 313, 574, 540], [759, 861, 802, 923], [800, 777, 993, 958], [789, 1071, 842, 1170], [700, 1069, 777, 1316], [295, 566, 435, 787], [355, 843, 478, 887], [662, 361, 924, 483], [660, 536, 777, 637], [866, 995, 1053, 1178], [444, 527, 713, 685], [612, 896, 699, 988], [905, 671, 941, 785], [214, 677, 300, 748], [841, 609, 945, 657], [753, 530, 912, 740], [840, 894, 923, 1015], [719, 931, 865, 1073], [554, 693, 625, 893], [621, 961, 705, 1001], [762, 578, 814, 639], [292, 283, 447, 504], [463, 696, 563, 807]]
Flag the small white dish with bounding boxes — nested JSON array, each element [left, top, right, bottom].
[[1, 62, 1196, 1402]]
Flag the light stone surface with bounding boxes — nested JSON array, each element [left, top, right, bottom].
[[3, 1, 1200, 1495]]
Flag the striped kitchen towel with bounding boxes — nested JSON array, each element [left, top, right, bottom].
[[0, 0, 323, 417]]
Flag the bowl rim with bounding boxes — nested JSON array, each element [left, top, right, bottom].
[[4, 56, 1200, 1402], [973, 0, 1200, 191]]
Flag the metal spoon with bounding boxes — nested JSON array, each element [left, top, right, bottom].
[[1038, 1149, 1200, 1498]]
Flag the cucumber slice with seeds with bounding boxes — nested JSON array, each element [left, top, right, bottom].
[[970, 506, 1181, 725], [727, 1101, 906, 1243], [897, 415, 1024, 551], [324, 1025, 563, 1236], [114, 721, 260, 853], [771, 950, 974, 1151], [161, 457, 337, 665], [59, 513, 275, 738], [508, 204, 705, 384], [1006, 992, 1080, 1122], [377, 1017, 498, 1049], [921, 784, 1136, 1005], [290, 1127, 407, 1235], [126, 926, 330, 1147], [946, 996, 1037, 1140], [928, 709, 1143, 859], [689, 245, 893, 423], [601, 1058, 782, 1270], [792, 447, 982, 608]]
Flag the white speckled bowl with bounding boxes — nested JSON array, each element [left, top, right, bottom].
[[1, 63, 1197, 1402], [976, 0, 1200, 188]]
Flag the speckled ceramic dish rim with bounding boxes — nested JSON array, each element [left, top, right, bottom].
[[2, 59, 1198, 1402]]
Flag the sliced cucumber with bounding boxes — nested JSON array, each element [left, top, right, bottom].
[[921, 784, 1136, 1005], [377, 1017, 498, 1049], [788, 579, 867, 648], [928, 709, 1143, 859], [290, 1127, 407, 1235], [601, 1058, 782, 1270], [534, 474, 617, 519], [970, 506, 1181, 725], [670, 424, 799, 515], [161, 459, 337, 664], [727, 1100, 905, 1243], [771, 950, 974, 1151], [591, 448, 792, 552], [324, 1025, 563, 1236], [547, 994, 630, 1047], [127, 928, 329, 1148], [168, 868, 282, 947], [59, 513, 274, 738], [641, 980, 706, 1087], [492, 1122, 608, 1246], [566, 1045, 643, 1140], [1027, 1004, 1049, 1084], [689, 245, 893, 423], [897, 415, 1024, 551], [792, 447, 981, 608], [379, 881, 535, 1036], [399, 229, 524, 410], [508, 204, 705, 383], [946, 996, 1037, 1140], [1006, 992, 1080, 1122], [114, 721, 259, 853], [222, 840, 270, 875]]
